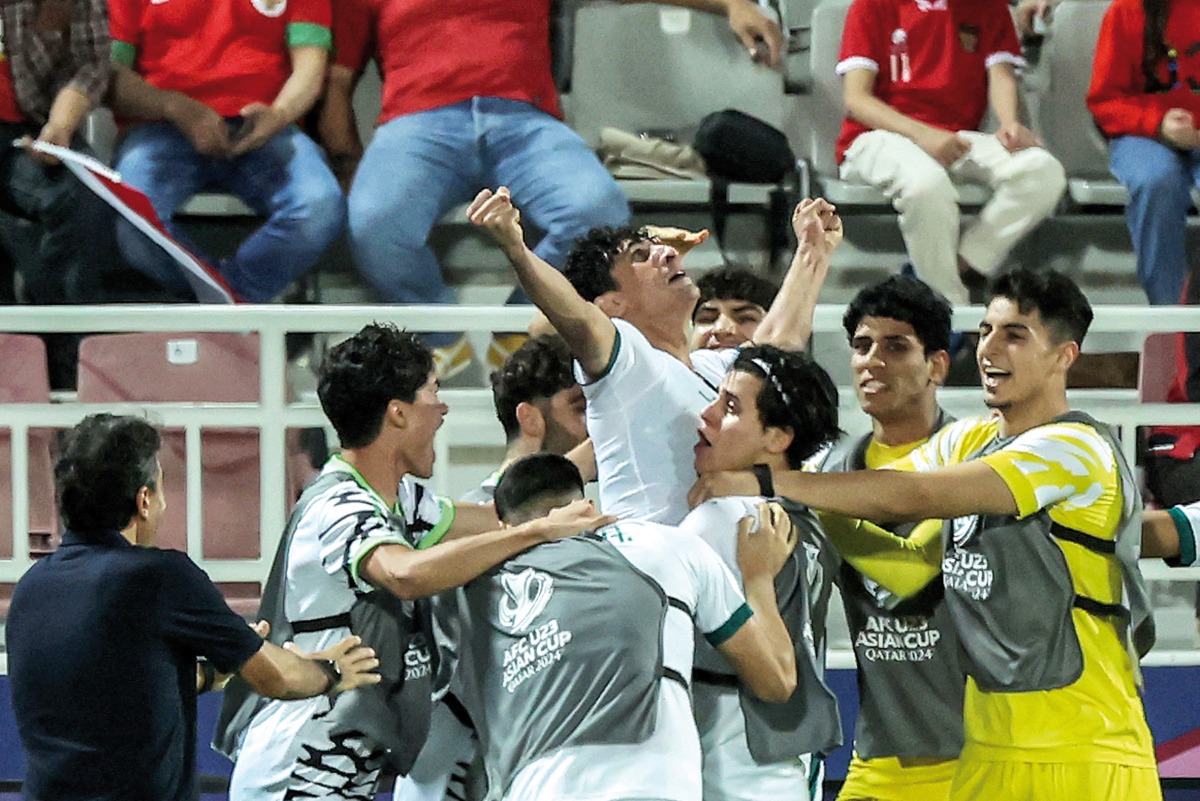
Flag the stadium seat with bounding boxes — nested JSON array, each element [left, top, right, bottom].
[[75, 332, 312, 564], [1140, 332, 1177, 404], [0, 334, 59, 560]]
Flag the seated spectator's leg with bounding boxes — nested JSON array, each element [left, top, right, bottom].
[[482, 98, 630, 304], [114, 122, 214, 296], [841, 130, 964, 304], [347, 102, 476, 348], [953, 132, 1065, 278], [1110, 135, 1192, 305], [222, 126, 345, 302]]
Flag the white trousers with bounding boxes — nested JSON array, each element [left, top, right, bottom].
[[840, 129, 1066, 305]]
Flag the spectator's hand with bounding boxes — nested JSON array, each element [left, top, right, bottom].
[[164, 94, 231, 159], [288, 635, 381, 695], [995, 122, 1041, 153], [736, 501, 797, 582], [536, 498, 617, 542], [1014, 0, 1053, 37], [688, 470, 759, 508], [231, 103, 289, 157], [1160, 108, 1200, 151], [726, 0, 784, 68], [22, 122, 72, 166], [645, 225, 709, 257], [913, 127, 970, 167], [467, 187, 527, 255]]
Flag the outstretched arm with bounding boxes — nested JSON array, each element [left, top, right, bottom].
[[238, 634, 380, 700], [753, 198, 841, 350], [467, 187, 618, 377]]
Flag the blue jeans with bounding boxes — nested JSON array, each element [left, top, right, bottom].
[[347, 97, 630, 347], [1109, 135, 1200, 305], [114, 122, 346, 303]]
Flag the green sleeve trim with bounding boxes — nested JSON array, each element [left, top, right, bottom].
[[1168, 505, 1196, 567], [416, 496, 457, 550], [111, 40, 137, 67], [350, 537, 413, 588], [705, 602, 753, 647], [287, 21, 333, 50], [585, 327, 622, 384]]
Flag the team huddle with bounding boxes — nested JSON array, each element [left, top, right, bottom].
[[6, 191, 1189, 801]]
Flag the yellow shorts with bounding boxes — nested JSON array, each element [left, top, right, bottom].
[[836, 753, 956, 801], [949, 760, 1162, 801]]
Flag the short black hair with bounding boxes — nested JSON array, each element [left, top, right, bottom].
[[55, 414, 161, 534], [986, 267, 1093, 345], [693, 267, 779, 320], [317, 323, 434, 448], [732, 345, 840, 468], [494, 453, 585, 525], [491, 336, 577, 443], [562, 225, 648, 302], [843, 275, 953, 355]]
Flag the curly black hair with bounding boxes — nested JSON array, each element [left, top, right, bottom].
[[732, 345, 840, 468], [986, 267, 1093, 346], [55, 414, 161, 535], [317, 323, 434, 448], [562, 225, 648, 302], [693, 267, 779, 320], [491, 335, 577, 443], [842, 274, 953, 355]]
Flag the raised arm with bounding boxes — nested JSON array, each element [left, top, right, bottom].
[[752, 198, 841, 350], [467, 187, 618, 376]]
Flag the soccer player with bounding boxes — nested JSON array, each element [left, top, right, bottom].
[[452, 452, 799, 801], [819, 276, 965, 801], [690, 267, 1159, 801], [686, 345, 842, 801], [467, 186, 839, 524], [219, 323, 612, 800], [691, 267, 780, 352]]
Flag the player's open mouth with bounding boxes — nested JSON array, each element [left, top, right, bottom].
[[981, 367, 1009, 389]]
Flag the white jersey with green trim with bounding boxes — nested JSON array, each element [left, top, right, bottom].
[[578, 319, 738, 525], [502, 520, 751, 801], [228, 461, 453, 801]]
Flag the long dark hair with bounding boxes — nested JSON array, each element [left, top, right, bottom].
[[1142, 0, 1172, 93]]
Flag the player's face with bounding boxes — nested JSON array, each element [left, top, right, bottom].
[[401, 371, 449, 478], [691, 298, 766, 351], [611, 238, 698, 318], [538, 383, 588, 455], [694, 370, 774, 473], [850, 316, 942, 423], [977, 298, 1069, 412]]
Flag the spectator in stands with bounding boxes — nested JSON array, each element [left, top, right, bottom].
[[321, 0, 785, 378], [835, 0, 1065, 305], [1087, 0, 1200, 305], [691, 266, 780, 351], [220, 323, 611, 800], [106, 0, 344, 303], [5, 413, 380, 801]]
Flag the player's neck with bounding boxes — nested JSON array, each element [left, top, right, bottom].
[[870, 397, 941, 447], [632, 311, 693, 365], [339, 447, 401, 508], [996, 390, 1070, 438]]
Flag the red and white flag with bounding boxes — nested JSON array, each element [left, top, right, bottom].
[[14, 140, 240, 304]]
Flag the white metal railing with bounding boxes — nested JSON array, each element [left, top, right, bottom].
[[1, 303, 1200, 592]]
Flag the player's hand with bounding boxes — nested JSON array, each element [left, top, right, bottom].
[[535, 498, 617, 542], [467, 187, 527, 257], [231, 102, 288, 157], [688, 470, 760, 508], [645, 225, 709, 257], [736, 501, 797, 581], [1160, 108, 1200, 151], [793, 197, 842, 254], [995, 121, 1040, 153], [726, 0, 784, 68], [290, 635, 381, 694], [913, 127, 970, 167]]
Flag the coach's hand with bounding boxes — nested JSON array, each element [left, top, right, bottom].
[[290, 635, 381, 695]]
